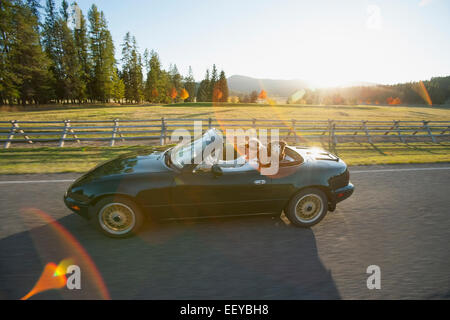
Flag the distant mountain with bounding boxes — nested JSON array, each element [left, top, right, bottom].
[[227, 75, 309, 97], [227, 75, 379, 97]]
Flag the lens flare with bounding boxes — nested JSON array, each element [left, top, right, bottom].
[[289, 89, 306, 103], [21, 262, 67, 300], [21, 258, 75, 300], [53, 258, 74, 276], [415, 81, 432, 105], [21, 208, 110, 300]]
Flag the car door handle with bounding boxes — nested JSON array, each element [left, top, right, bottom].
[[254, 179, 266, 185]]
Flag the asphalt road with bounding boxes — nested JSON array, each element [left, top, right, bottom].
[[1, 163, 449, 300]]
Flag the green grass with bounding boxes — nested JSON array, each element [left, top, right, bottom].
[[0, 146, 159, 174], [333, 142, 450, 166], [0, 102, 449, 122], [1, 142, 449, 174]]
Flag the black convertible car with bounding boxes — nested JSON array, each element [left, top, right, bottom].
[[64, 129, 354, 237]]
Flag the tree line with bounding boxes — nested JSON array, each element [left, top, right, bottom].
[[0, 0, 229, 105], [286, 77, 450, 105]]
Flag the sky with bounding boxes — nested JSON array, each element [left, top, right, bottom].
[[64, 0, 449, 86]]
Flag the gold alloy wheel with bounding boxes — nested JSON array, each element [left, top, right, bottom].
[[99, 203, 136, 235], [294, 194, 324, 223]]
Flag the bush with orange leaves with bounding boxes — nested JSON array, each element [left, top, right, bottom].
[[170, 88, 178, 100], [179, 88, 189, 100], [258, 90, 267, 100], [387, 97, 402, 105], [213, 88, 223, 102]]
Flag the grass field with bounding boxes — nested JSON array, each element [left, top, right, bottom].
[[1, 102, 449, 122], [0, 142, 449, 174]]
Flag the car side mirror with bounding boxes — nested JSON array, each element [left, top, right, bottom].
[[211, 164, 223, 177]]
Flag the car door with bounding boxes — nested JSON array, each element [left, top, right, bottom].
[[170, 163, 280, 218], [267, 165, 303, 209]]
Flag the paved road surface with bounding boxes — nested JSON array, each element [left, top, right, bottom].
[[0, 163, 449, 299]]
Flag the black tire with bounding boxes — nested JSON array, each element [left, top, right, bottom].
[[91, 196, 144, 238], [285, 188, 328, 227]]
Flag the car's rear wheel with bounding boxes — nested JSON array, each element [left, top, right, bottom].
[[92, 196, 144, 238], [285, 188, 328, 227]]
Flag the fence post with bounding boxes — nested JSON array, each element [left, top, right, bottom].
[[363, 120, 372, 144], [110, 119, 119, 147], [394, 120, 405, 143], [332, 122, 337, 150], [328, 120, 331, 150], [58, 120, 70, 147], [4, 120, 17, 149], [70, 123, 80, 144], [423, 120, 436, 143], [208, 118, 212, 129], [291, 119, 299, 143], [328, 120, 337, 151], [160, 117, 166, 145]]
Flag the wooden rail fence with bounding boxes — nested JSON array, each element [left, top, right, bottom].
[[1, 118, 449, 151]]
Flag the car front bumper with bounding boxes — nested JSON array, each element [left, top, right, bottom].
[[64, 194, 90, 219]]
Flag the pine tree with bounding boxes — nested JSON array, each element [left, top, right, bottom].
[[42, 0, 58, 101], [143, 48, 150, 74], [26, 0, 41, 19], [73, 3, 90, 102], [88, 5, 115, 102], [58, 16, 83, 103], [145, 50, 168, 103], [197, 69, 210, 102], [111, 67, 125, 103], [184, 66, 196, 102], [0, 0, 18, 104], [169, 64, 182, 91], [130, 37, 144, 103], [121, 33, 144, 103], [215, 70, 229, 102], [159, 70, 172, 104], [166, 64, 182, 103], [1, 0, 51, 105], [208, 64, 218, 101], [60, 0, 69, 22], [121, 32, 132, 102], [41, 1, 83, 103]]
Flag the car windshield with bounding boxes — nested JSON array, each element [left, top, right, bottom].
[[170, 129, 223, 169]]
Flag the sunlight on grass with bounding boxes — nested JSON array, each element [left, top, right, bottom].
[[0, 103, 449, 122]]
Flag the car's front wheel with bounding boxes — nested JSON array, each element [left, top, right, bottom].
[[285, 188, 328, 227], [92, 196, 144, 238]]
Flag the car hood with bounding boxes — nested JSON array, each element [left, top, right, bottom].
[[74, 149, 171, 185]]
